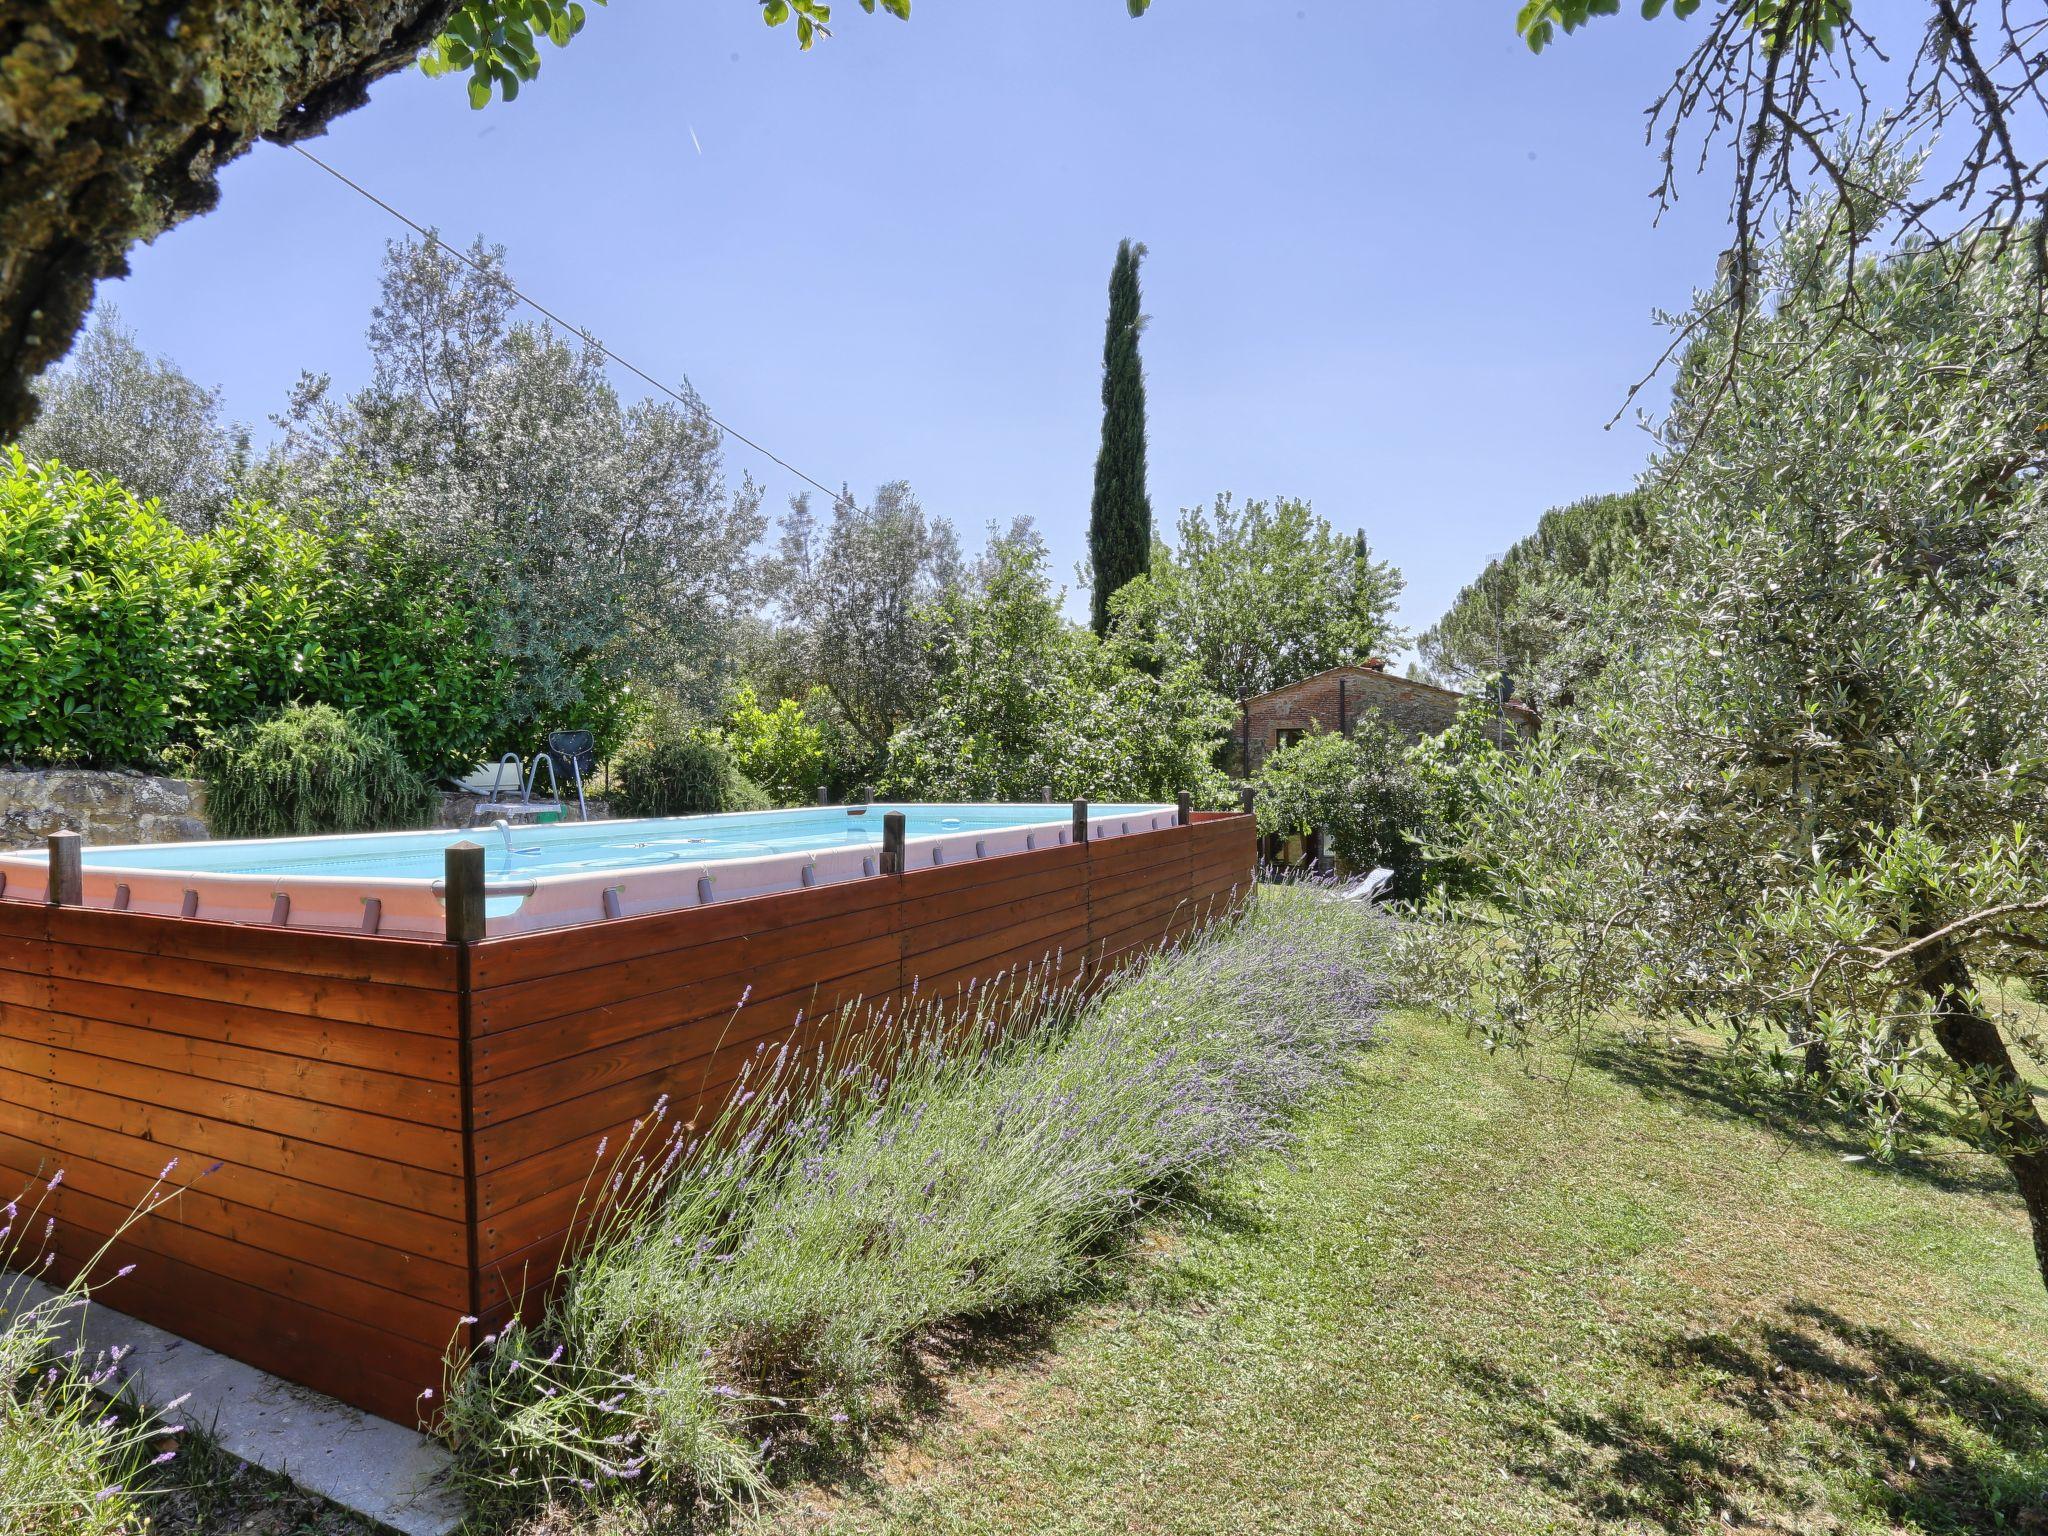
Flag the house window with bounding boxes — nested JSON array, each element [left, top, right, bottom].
[[1274, 727, 1304, 752]]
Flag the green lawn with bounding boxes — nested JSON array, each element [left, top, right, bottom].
[[747, 1006, 2048, 1535], [150, 923, 2048, 1536]]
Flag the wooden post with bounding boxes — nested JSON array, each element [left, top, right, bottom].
[[1176, 791, 1192, 826], [1337, 677, 1348, 738], [46, 831, 81, 907], [1239, 786, 1256, 816], [444, 841, 486, 945], [1072, 798, 1089, 845], [880, 811, 907, 875]]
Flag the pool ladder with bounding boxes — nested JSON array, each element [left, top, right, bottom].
[[474, 749, 589, 822]]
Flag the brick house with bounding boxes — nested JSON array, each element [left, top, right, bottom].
[[1234, 660, 1538, 775]]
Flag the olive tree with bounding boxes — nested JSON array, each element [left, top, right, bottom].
[[0, 0, 925, 442], [268, 234, 766, 741], [14, 307, 246, 529], [773, 482, 963, 752], [1402, 162, 2048, 1288]]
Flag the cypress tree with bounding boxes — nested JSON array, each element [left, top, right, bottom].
[[1088, 239, 1152, 636]]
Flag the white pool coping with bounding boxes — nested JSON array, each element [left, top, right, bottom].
[[0, 802, 1181, 939]]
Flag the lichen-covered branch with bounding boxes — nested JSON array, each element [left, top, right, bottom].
[[0, 1, 462, 441]]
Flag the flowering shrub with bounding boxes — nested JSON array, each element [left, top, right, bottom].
[[1, 1168, 187, 1536], [440, 887, 1382, 1513]]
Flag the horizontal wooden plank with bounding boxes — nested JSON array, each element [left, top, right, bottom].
[[0, 1122, 464, 1303], [900, 881, 1090, 963], [472, 927, 904, 1089], [0, 1072, 465, 1223], [0, 1095, 466, 1267], [21, 939, 458, 1035], [469, 873, 901, 990], [894, 840, 1085, 901], [0, 1162, 455, 1350], [0, 1010, 459, 1126], [27, 1230, 443, 1424], [40, 905, 459, 991], [895, 858, 1084, 932], [473, 898, 903, 1035], [473, 951, 904, 1130], [0, 1037, 464, 1177], [907, 902, 1089, 990], [0, 968, 459, 1082]]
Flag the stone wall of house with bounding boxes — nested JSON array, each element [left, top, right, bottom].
[[1235, 664, 1538, 775], [0, 769, 210, 851]]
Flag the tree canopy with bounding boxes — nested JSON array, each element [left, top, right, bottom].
[[1416, 491, 1651, 708], [1111, 494, 1404, 702], [1404, 157, 2048, 1291]]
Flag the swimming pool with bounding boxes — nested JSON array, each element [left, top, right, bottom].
[[0, 802, 1179, 937]]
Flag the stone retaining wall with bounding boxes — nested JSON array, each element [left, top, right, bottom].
[[0, 769, 209, 851], [0, 769, 616, 851]]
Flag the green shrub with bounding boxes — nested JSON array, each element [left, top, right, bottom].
[[200, 702, 436, 838], [0, 450, 513, 776], [0, 451, 201, 766], [1254, 721, 1425, 886], [613, 704, 767, 817], [185, 505, 511, 779]]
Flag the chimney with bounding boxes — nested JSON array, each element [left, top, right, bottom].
[[1361, 657, 1388, 672]]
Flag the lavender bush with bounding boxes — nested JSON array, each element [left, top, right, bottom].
[[1, 1169, 186, 1536], [442, 886, 1384, 1513]]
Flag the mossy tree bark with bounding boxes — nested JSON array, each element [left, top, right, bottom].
[[0, 0, 462, 441]]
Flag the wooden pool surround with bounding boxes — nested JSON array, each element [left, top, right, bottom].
[[0, 809, 1256, 1423]]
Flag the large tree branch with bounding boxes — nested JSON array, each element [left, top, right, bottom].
[[0, 0, 463, 442]]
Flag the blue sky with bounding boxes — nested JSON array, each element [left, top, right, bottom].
[[97, 1, 1750, 648]]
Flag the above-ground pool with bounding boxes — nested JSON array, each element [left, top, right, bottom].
[[0, 802, 1179, 936], [0, 799, 1255, 1424]]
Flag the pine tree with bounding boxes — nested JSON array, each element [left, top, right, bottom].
[[1089, 239, 1152, 636]]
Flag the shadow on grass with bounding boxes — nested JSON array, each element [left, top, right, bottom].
[[1454, 1300, 2048, 1534], [1583, 1034, 2017, 1202]]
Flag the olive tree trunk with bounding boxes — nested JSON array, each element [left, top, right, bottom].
[[1924, 950, 2048, 1289], [0, 0, 459, 441]]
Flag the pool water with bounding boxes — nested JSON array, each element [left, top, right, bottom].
[[75, 803, 1170, 881]]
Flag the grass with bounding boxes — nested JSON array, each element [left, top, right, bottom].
[[445, 888, 1383, 1518], [32, 889, 2048, 1534], [730, 928, 2048, 1533]]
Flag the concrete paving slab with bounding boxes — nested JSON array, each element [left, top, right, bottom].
[[5, 1277, 463, 1536]]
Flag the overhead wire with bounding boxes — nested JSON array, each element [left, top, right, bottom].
[[290, 143, 846, 504]]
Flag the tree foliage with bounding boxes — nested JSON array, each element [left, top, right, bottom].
[[1416, 491, 1651, 707], [271, 235, 766, 747], [1112, 494, 1404, 701], [16, 308, 246, 530], [1403, 164, 2048, 1289], [1253, 722, 1424, 884], [772, 482, 962, 752], [1519, 1, 2048, 422], [881, 530, 1232, 804], [1088, 240, 1153, 637], [0, 450, 505, 774]]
